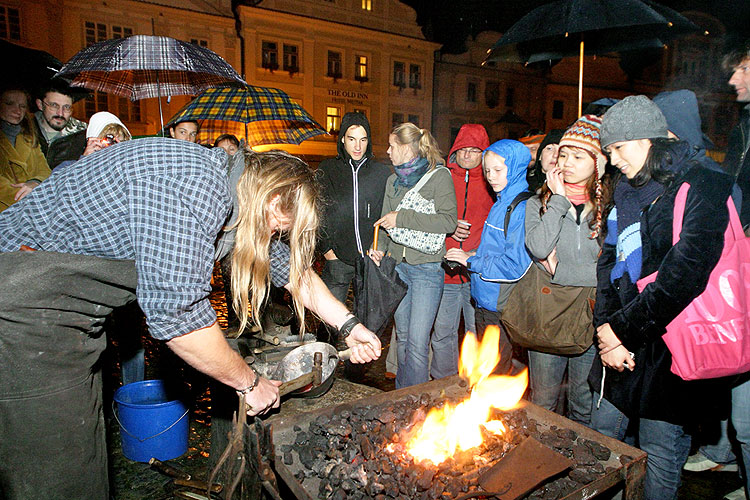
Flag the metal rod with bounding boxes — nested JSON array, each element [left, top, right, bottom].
[[578, 39, 584, 118]]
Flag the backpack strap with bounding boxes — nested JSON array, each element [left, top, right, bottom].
[[504, 191, 534, 236]]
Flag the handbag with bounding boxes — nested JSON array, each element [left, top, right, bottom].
[[636, 182, 750, 381], [387, 167, 447, 254], [502, 262, 596, 355]]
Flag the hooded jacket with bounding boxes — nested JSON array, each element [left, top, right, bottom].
[[468, 140, 532, 312], [444, 124, 493, 285], [317, 113, 391, 266]]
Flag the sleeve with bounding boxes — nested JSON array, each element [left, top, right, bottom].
[[396, 168, 458, 234], [593, 240, 621, 328], [376, 177, 396, 253], [129, 175, 229, 341], [608, 182, 729, 349], [468, 203, 531, 282], [269, 240, 291, 287], [524, 194, 570, 260], [26, 144, 51, 184], [315, 165, 335, 255]]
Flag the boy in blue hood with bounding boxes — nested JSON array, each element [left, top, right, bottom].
[[445, 139, 532, 374]]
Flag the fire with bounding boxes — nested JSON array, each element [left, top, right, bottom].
[[403, 326, 528, 465]]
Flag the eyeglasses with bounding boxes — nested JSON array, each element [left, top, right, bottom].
[[459, 148, 483, 155], [42, 100, 72, 113]]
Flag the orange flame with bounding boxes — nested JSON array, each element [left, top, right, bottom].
[[404, 327, 528, 464]]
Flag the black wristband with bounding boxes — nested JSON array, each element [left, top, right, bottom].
[[338, 315, 361, 339]]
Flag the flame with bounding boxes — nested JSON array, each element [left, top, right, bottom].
[[403, 327, 528, 465]]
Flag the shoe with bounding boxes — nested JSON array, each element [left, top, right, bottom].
[[724, 486, 747, 500], [683, 452, 739, 472]]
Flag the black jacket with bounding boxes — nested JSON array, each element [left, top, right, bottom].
[[590, 147, 733, 425], [317, 113, 391, 266], [723, 106, 750, 227], [45, 130, 87, 169]]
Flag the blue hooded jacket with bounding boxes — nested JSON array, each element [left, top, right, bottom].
[[468, 139, 532, 311]]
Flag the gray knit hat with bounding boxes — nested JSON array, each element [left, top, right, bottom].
[[599, 95, 668, 149]]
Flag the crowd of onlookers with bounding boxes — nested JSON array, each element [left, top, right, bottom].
[[2, 38, 750, 500]]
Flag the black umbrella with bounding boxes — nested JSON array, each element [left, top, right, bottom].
[[353, 227, 408, 338], [486, 0, 698, 116]]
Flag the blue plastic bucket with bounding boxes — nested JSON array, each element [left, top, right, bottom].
[[113, 380, 189, 462]]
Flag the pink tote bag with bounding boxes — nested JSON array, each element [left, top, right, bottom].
[[636, 183, 750, 380]]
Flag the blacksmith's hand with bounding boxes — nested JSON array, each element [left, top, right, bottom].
[[242, 376, 282, 416], [346, 324, 382, 363]]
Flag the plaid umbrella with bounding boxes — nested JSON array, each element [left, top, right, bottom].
[[56, 35, 245, 101], [167, 86, 326, 146]]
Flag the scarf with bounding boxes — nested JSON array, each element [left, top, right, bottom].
[[393, 156, 430, 189], [1, 120, 21, 147], [605, 141, 692, 283], [564, 181, 589, 205]]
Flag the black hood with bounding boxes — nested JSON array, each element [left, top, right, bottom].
[[336, 112, 373, 161]]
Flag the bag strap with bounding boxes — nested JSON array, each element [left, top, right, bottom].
[[672, 182, 744, 246], [395, 166, 447, 210], [504, 191, 534, 236]]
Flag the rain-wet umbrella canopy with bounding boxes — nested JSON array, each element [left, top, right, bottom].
[[56, 35, 245, 101], [166, 86, 326, 146], [486, 0, 698, 116]]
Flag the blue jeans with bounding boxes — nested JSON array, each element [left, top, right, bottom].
[[528, 344, 595, 425], [431, 281, 474, 380], [732, 376, 750, 497], [394, 262, 444, 389], [591, 395, 691, 500]]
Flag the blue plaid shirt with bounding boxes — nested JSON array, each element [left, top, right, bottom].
[[0, 138, 231, 340]]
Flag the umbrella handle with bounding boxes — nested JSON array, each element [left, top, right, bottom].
[[373, 225, 380, 252]]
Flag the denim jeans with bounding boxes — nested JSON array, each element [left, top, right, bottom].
[[732, 375, 750, 497], [591, 395, 691, 500], [431, 281, 474, 379], [528, 344, 595, 425], [394, 262, 444, 389]]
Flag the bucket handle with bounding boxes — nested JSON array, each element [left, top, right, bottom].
[[112, 401, 190, 443]]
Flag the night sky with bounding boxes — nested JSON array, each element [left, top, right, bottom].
[[400, 0, 750, 54]]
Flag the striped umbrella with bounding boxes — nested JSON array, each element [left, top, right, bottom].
[[56, 35, 245, 100], [167, 86, 327, 146]]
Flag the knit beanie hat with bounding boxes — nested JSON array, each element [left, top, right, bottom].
[[558, 114, 606, 178], [600, 95, 668, 149], [86, 111, 129, 139], [519, 132, 545, 146]]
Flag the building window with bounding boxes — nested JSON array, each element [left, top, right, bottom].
[[84, 21, 133, 46], [467, 82, 477, 103], [408, 114, 419, 127], [283, 44, 299, 73], [506, 87, 515, 108], [361, 0, 372, 10], [86, 93, 142, 122], [485, 81, 500, 109], [117, 96, 142, 122], [355, 55, 368, 82], [327, 50, 342, 78], [393, 61, 405, 88], [552, 100, 564, 120], [409, 64, 421, 89], [326, 106, 341, 135], [190, 38, 208, 48], [261, 41, 278, 70], [85, 91, 107, 117], [0, 6, 20, 41], [392, 112, 404, 129]]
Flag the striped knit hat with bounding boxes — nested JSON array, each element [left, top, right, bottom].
[[558, 114, 605, 178]]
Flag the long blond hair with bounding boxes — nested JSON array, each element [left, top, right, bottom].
[[231, 150, 320, 334], [391, 122, 443, 170]]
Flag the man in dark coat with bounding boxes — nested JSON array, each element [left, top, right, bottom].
[[316, 112, 391, 343], [724, 39, 750, 229], [33, 82, 87, 168]]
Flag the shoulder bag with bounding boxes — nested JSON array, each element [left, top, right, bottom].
[[636, 182, 750, 380], [387, 167, 447, 255]]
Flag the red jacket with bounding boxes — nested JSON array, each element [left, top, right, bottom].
[[445, 124, 493, 284]]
